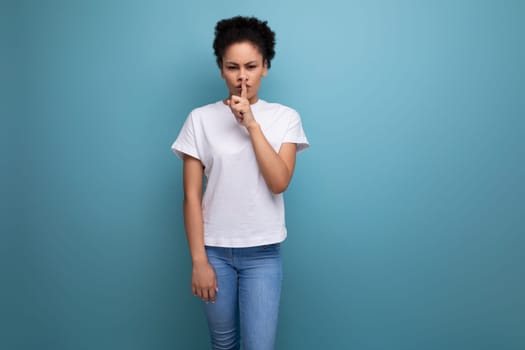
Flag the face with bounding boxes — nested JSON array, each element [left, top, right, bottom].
[[221, 41, 268, 104]]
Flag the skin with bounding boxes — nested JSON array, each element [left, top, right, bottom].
[[183, 41, 298, 303]]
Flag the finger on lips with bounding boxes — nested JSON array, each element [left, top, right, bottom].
[[241, 80, 247, 98]]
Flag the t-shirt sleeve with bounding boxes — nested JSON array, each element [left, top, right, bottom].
[[283, 110, 310, 153], [171, 112, 201, 160]]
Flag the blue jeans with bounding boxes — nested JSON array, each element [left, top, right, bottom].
[[203, 243, 283, 350]]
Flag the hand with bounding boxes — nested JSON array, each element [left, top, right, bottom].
[[226, 80, 257, 129], [191, 261, 218, 303]]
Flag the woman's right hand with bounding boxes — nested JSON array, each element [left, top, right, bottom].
[[191, 261, 218, 303]]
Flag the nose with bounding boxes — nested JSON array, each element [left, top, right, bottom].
[[238, 70, 248, 82]]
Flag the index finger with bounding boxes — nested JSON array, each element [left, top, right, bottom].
[[241, 80, 247, 99]]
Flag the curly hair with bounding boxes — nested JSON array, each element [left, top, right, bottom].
[[213, 16, 276, 69]]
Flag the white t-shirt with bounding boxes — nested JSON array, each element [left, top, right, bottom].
[[171, 99, 309, 247]]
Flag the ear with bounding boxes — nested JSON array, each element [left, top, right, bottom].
[[262, 60, 268, 77], [219, 60, 225, 79]]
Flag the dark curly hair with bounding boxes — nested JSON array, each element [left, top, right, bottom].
[[213, 16, 276, 69]]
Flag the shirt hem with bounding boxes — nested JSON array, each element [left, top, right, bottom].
[[203, 231, 287, 248]]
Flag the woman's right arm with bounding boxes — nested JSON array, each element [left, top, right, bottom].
[[183, 154, 217, 303]]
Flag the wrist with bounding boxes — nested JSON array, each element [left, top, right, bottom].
[[246, 120, 260, 132], [191, 254, 209, 265]]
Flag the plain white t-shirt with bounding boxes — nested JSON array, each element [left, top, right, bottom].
[[171, 99, 309, 247]]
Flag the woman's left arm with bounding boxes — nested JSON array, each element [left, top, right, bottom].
[[227, 81, 297, 194], [247, 124, 296, 194]]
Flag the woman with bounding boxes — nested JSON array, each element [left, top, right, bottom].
[[171, 16, 309, 350]]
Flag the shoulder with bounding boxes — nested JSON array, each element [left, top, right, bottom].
[[188, 100, 226, 120], [258, 100, 301, 120]]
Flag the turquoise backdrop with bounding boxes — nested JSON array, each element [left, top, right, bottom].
[[3, 0, 524, 349]]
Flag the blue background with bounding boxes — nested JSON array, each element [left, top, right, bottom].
[[3, 0, 524, 349]]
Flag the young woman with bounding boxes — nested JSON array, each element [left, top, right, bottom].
[[171, 16, 309, 350]]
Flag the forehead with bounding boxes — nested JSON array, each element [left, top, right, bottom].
[[223, 41, 263, 63]]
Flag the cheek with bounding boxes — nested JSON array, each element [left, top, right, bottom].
[[225, 76, 235, 85], [222, 71, 233, 82]]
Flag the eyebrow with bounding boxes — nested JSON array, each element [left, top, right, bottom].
[[224, 61, 258, 66]]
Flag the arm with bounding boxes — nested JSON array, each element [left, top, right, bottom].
[[183, 154, 217, 302], [227, 81, 297, 194], [246, 126, 297, 194]]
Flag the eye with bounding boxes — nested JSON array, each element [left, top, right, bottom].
[[248, 65, 257, 69], [227, 66, 237, 70]]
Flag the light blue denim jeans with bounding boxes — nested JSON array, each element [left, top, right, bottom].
[[203, 243, 283, 350]]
